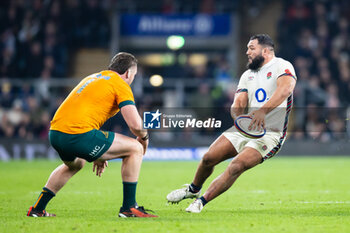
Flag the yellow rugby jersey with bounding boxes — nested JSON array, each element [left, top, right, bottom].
[[50, 70, 135, 134]]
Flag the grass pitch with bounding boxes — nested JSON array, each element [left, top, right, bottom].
[[1, 156, 350, 233]]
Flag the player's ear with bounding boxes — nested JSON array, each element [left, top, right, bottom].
[[262, 47, 268, 55], [261, 47, 268, 57]]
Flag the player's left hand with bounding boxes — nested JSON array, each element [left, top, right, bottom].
[[136, 136, 148, 155], [93, 159, 108, 177], [248, 109, 266, 131]]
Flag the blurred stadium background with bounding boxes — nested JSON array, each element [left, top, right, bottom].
[[0, 0, 349, 161]]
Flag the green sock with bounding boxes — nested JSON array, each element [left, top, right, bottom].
[[32, 187, 55, 211], [122, 182, 137, 211]]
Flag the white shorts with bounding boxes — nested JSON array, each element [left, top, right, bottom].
[[222, 127, 285, 161]]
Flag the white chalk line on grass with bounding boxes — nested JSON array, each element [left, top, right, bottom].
[[63, 191, 103, 195], [294, 201, 350, 204], [3, 190, 344, 195], [269, 200, 350, 204], [236, 190, 349, 194], [28, 191, 102, 195], [1, 191, 347, 205], [23, 190, 346, 194]]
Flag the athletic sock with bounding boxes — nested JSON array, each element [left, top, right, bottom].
[[122, 181, 137, 211], [199, 196, 208, 206], [32, 187, 55, 211], [189, 183, 202, 193]]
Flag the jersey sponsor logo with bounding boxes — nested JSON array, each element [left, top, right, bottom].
[[255, 88, 267, 102], [267, 72, 272, 79], [248, 76, 254, 81], [89, 144, 105, 157]]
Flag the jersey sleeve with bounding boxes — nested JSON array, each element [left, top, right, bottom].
[[236, 70, 249, 93], [277, 60, 297, 80], [115, 81, 135, 108]]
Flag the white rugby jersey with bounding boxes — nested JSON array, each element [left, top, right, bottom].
[[236, 57, 297, 140]]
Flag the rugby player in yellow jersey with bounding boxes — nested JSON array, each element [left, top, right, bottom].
[[27, 52, 157, 218]]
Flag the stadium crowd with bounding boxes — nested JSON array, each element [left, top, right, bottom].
[[0, 0, 349, 141], [278, 0, 349, 140], [0, 0, 110, 139], [0, 0, 110, 78]]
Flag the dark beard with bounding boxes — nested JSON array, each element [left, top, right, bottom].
[[247, 55, 265, 71]]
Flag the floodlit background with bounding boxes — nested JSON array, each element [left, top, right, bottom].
[[0, 0, 349, 160]]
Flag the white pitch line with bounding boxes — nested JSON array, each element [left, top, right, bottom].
[[59, 191, 103, 195], [28, 191, 102, 195], [235, 190, 348, 194], [295, 201, 350, 204], [268, 200, 350, 204]]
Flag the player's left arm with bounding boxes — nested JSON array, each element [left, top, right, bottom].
[[249, 75, 296, 130]]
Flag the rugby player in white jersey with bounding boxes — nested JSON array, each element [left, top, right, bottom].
[[166, 34, 297, 213]]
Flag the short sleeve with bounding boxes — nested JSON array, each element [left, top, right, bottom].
[[115, 80, 135, 108], [277, 60, 297, 80], [236, 70, 249, 93]]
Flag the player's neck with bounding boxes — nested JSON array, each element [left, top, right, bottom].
[[260, 55, 275, 68], [110, 70, 132, 85], [120, 76, 131, 85]]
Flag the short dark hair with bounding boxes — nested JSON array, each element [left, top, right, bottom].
[[108, 52, 138, 74], [249, 34, 275, 50]]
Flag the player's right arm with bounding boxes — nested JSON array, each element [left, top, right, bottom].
[[230, 91, 248, 121], [121, 105, 147, 138], [113, 74, 148, 154], [230, 71, 249, 120], [121, 105, 149, 154]]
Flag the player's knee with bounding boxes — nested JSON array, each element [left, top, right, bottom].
[[130, 140, 143, 156], [135, 141, 144, 155], [76, 159, 86, 170], [67, 159, 85, 171], [201, 152, 217, 167], [227, 160, 245, 176]]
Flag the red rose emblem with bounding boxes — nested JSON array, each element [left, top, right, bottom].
[[285, 69, 291, 75]]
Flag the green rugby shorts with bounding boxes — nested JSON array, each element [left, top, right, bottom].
[[49, 129, 115, 162]]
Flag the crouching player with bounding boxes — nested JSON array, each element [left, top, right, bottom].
[[27, 52, 157, 218]]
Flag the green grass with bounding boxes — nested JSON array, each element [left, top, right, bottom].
[[1, 157, 350, 233]]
